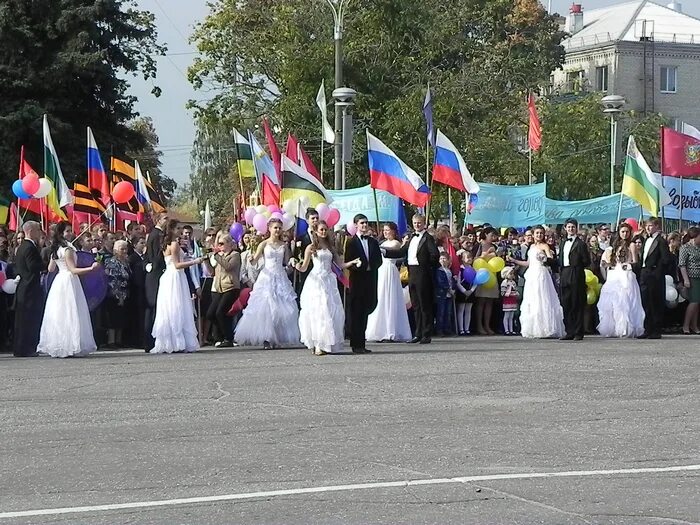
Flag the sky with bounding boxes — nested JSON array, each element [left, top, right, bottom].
[[128, 0, 700, 187]]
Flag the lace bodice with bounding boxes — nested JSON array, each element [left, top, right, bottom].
[[310, 249, 333, 275], [527, 246, 548, 268], [264, 243, 287, 271], [55, 246, 73, 272]]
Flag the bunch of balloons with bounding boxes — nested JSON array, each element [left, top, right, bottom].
[[664, 275, 684, 308], [12, 173, 53, 201], [584, 269, 602, 305], [243, 204, 295, 235], [471, 256, 505, 289]]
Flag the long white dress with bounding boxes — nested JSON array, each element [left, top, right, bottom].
[[299, 249, 344, 353], [38, 246, 97, 358], [366, 240, 412, 342], [150, 250, 199, 354], [520, 246, 565, 339], [234, 243, 300, 347], [597, 248, 645, 338]]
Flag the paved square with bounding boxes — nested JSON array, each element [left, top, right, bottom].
[[1, 336, 699, 524]]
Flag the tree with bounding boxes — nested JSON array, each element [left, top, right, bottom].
[[188, 0, 566, 220], [0, 0, 165, 190], [126, 117, 176, 204]]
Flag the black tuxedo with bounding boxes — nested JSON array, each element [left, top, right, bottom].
[[345, 234, 382, 350], [640, 233, 671, 337], [558, 236, 591, 338], [143, 227, 165, 349], [128, 251, 146, 348], [293, 232, 313, 295], [385, 231, 440, 340], [13, 240, 45, 356]]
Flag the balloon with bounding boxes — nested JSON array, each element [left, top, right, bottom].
[[625, 218, 639, 231], [316, 203, 330, 221], [461, 265, 476, 285], [0, 271, 6, 287], [244, 207, 257, 225], [76, 251, 107, 311], [268, 205, 281, 214], [229, 222, 245, 243], [487, 256, 505, 274], [326, 208, 341, 228], [484, 272, 497, 289], [2, 278, 18, 295], [282, 198, 299, 215], [295, 218, 308, 237], [255, 205, 267, 214], [346, 221, 357, 237], [665, 286, 679, 302], [33, 178, 53, 199], [112, 181, 135, 204], [252, 214, 268, 234], [12, 180, 31, 200], [473, 258, 488, 271], [474, 268, 490, 286], [270, 212, 283, 223], [22, 173, 40, 196], [262, 210, 272, 219], [584, 269, 598, 285], [281, 212, 295, 231], [586, 289, 598, 305], [665, 275, 674, 287], [596, 283, 603, 294]]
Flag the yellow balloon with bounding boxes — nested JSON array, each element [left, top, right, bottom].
[[473, 258, 488, 271], [584, 269, 595, 284], [488, 256, 505, 273], [255, 205, 267, 214], [586, 289, 597, 305], [484, 272, 498, 289]]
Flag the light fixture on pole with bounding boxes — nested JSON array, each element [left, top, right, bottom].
[[323, 0, 350, 190], [601, 94, 625, 195], [333, 87, 357, 190]]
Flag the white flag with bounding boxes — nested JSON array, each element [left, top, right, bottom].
[[316, 80, 335, 144], [682, 122, 700, 141], [204, 199, 212, 230]]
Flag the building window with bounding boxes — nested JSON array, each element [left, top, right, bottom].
[[595, 66, 609, 92], [661, 66, 677, 93]]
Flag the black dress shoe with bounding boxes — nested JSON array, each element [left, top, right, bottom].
[[419, 337, 432, 344], [559, 335, 574, 341], [573, 335, 583, 341], [363, 348, 372, 353], [410, 337, 421, 344], [647, 334, 662, 339], [352, 348, 365, 354], [636, 333, 649, 339]]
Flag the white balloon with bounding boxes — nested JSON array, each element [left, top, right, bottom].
[[664, 275, 674, 286], [281, 212, 295, 231], [316, 203, 330, 221], [282, 199, 298, 215], [2, 278, 18, 295], [665, 286, 678, 302], [33, 178, 53, 199]]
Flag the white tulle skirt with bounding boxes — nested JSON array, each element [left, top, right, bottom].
[[150, 266, 199, 354], [597, 266, 645, 338], [520, 264, 565, 339], [299, 269, 344, 352], [38, 271, 97, 358], [235, 267, 300, 347], [366, 259, 412, 342]]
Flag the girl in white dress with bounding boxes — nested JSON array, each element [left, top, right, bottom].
[[150, 220, 205, 354], [38, 221, 100, 358], [293, 221, 360, 355], [507, 225, 565, 339], [597, 222, 645, 337], [234, 218, 300, 349], [366, 222, 412, 342]]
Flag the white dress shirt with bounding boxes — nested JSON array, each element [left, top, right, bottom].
[[408, 231, 425, 266], [643, 232, 658, 267], [356, 233, 369, 260], [563, 237, 575, 267]]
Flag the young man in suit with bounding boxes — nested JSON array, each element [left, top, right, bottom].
[[638, 218, 670, 339], [559, 218, 590, 340], [293, 208, 319, 296], [13, 221, 46, 357], [384, 214, 440, 344], [345, 214, 382, 354], [143, 213, 168, 351]]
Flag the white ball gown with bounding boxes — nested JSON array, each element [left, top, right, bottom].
[[366, 240, 412, 342], [38, 246, 97, 358], [234, 243, 300, 347], [597, 248, 645, 338], [520, 246, 565, 339], [150, 250, 199, 354], [298, 249, 344, 353]]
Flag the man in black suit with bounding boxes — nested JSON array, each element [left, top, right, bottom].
[[143, 213, 168, 351], [559, 218, 591, 340], [384, 214, 439, 344], [293, 208, 318, 296], [345, 214, 382, 354], [638, 218, 670, 339], [13, 221, 46, 357]]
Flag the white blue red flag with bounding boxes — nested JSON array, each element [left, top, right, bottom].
[[367, 131, 430, 208], [87, 127, 110, 207], [432, 130, 480, 194]]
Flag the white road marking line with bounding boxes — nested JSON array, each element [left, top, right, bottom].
[[2, 464, 699, 519]]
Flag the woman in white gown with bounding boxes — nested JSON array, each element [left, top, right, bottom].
[[508, 225, 565, 339], [597, 222, 645, 337], [293, 221, 360, 355], [150, 220, 205, 354], [38, 221, 100, 358], [366, 222, 412, 342], [235, 218, 300, 349]]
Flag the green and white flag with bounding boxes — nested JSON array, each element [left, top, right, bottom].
[[43, 115, 72, 219], [621, 135, 670, 217]]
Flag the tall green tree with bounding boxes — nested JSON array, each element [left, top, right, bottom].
[[126, 117, 176, 204], [0, 0, 165, 190]]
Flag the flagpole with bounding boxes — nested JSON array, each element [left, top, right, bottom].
[[425, 141, 431, 221], [528, 148, 533, 185], [372, 188, 381, 234], [448, 187, 453, 233], [660, 126, 666, 231], [320, 124, 325, 186], [615, 188, 624, 228]]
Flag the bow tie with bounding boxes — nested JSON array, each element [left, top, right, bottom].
[[567, 237, 576, 242], [360, 235, 369, 240], [413, 233, 421, 238]]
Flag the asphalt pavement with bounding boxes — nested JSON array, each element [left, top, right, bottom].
[[1, 336, 699, 524]]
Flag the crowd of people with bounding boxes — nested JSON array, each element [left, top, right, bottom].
[[1, 209, 698, 359]]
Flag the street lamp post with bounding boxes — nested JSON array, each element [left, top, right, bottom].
[[324, 0, 350, 190], [601, 95, 625, 195], [333, 87, 357, 190]]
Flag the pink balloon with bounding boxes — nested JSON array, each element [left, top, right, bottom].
[[326, 208, 341, 228], [270, 211, 283, 221], [346, 221, 357, 236], [252, 214, 268, 234], [22, 173, 40, 196], [244, 207, 256, 225], [316, 203, 330, 221], [268, 205, 281, 214]]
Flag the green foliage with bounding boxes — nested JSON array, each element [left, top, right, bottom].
[[126, 117, 176, 203], [0, 0, 165, 191]]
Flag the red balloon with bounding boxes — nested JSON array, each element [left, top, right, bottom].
[[624, 218, 639, 231], [326, 208, 341, 228], [112, 181, 135, 204], [22, 173, 40, 196]]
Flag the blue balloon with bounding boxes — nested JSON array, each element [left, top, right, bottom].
[[469, 193, 479, 205], [12, 180, 31, 200], [474, 268, 491, 286], [461, 265, 477, 285], [295, 218, 308, 238]]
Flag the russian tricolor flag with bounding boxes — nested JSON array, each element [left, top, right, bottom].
[[87, 127, 110, 207], [433, 130, 480, 194], [367, 131, 430, 208]]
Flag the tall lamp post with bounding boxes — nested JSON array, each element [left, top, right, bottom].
[[333, 87, 357, 190], [323, 0, 350, 190], [601, 94, 625, 195]]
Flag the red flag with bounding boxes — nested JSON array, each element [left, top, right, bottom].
[[285, 133, 320, 180], [661, 127, 700, 177], [285, 133, 299, 164], [528, 94, 542, 152], [8, 202, 18, 232], [263, 117, 281, 180]]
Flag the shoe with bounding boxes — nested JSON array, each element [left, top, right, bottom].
[[218, 340, 234, 348], [419, 337, 431, 344], [352, 348, 366, 354], [263, 341, 272, 350], [363, 348, 372, 353], [573, 335, 583, 341], [214, 341, 222, 348], [647, 334, 661, 339], [410, 337, 421, 344], [636, 333, 649, 339], [314, 348, 327, 356], [458, 330, 466, 336], [559, 335, 574, 341]]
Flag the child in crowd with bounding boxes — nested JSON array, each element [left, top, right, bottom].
[[434, 253, 454, 336], [500, 267, 519, 335], [454, 249, 477, 335]]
